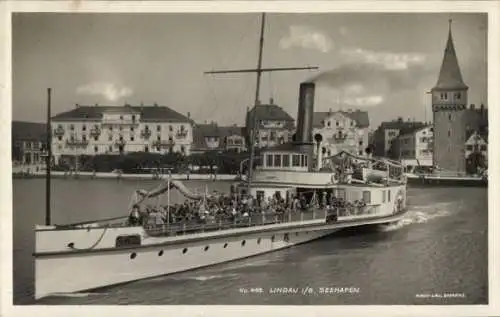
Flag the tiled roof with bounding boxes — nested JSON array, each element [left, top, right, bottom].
[[192, 124, 245, 151], [398, 124, 431, 137], [466, 129, 488, 144], [312, 110, 369, 128], [246, 104, 295, 130], [433, 25, 468, 90], [52, 105, 193, 123], [12, 121, 47, 141], [379, 120, 426, 131]]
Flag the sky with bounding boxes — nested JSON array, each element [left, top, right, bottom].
[[12, 12, 487, 129]]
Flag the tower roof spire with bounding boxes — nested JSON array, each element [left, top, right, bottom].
[[433, 19, 468, 90]]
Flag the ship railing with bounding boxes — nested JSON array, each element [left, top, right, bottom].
[[144, 209, 332, 237], [143, 204, 383, 237]]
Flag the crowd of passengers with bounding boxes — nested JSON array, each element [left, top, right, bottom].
[[128, 188, 368, 227]]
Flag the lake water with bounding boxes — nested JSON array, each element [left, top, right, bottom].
[[12, 178, 488, 305]]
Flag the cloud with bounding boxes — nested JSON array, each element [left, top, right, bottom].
[[279, 25, 334, 53], [340, 47, 426, 70], [343, 95, 384, 107], [76, 82, 133, 102]]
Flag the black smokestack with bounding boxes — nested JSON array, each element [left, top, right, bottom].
[[295, 82, 315, 145]]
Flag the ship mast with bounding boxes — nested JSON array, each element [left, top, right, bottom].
[[204, 12, 318, 193]]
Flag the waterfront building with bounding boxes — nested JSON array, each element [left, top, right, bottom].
[[392, 125, 434, 168], [311, 109, 370, 157], [11, 121, 46, 166], [245, 98, 295, 149], [51, 104, 193, 166], [192, 123, 246, 153], [431, 21, 488, 173], [371, 118, 427, 158]]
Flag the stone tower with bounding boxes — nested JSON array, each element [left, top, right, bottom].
[[431, 20, 468, 173]]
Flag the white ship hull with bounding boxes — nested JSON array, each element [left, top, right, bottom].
[[35, 226, 338, 299]]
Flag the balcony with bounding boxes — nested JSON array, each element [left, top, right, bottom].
[[66, 139, 89, 147], [141, 129, 152, 139], [53, 127, 65, 137], [115, 139, 126, 147], [153, 139, 175, 148], [90, 127, 101, 137], [176, 130, 188, 139]]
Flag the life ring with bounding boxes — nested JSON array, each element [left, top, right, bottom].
[[331, 173, 339, 184]]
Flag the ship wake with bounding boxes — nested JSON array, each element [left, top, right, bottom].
[[378, 202, 453, 232]]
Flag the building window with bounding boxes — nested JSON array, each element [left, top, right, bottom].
[[359, 150, 363, 155], [82, 125, 86, 131], [119, 136, 123, 141], [132, 115, 136, 122], [282, 154, 290, 167], [94, 146, 98, 153], [181, 146, 185, 154], [362, 191, 371, 204], [108, 145, 112, 152], [58, 136, 62, 141], [466, 145, 473, 151], [70, 124, 74, 131], [130, 135, 134, 141], [109, 126, 113, 131], [480, 145, 487, 151], [382, 190, 386, 203], [131, 127, 134, 132], [266, 154, 273, 167], [145, 146, 149, 152], [388, 190, 391, 202], [169, 125, 173, 132], [157, 135, 161, 141], [94, 136, 98, 141], [120, 115, 124, 120], [274, 154, 282, 167], [456, 92, 461, 99], [119, 126, 123, 131], [448, 130, 451, 137], [82, 135, 87, 142], [157, 125, 161, 131], [449, 114, 452, 121], [292, 154, 300, 167], [108, 135, 112, 141]]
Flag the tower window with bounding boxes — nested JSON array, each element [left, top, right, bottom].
[[448, 129, 451, 137], [448, 114, 452, 121]]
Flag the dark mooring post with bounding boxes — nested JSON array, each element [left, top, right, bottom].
[[45, 88, 52, 226]]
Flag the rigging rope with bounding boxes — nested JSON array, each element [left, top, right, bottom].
[[67, 226, 109, 251]]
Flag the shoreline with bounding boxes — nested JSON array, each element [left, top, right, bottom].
[[12, 170, 240, 181]]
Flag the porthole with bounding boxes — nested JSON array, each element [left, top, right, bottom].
[[130, 252, 137, 259], [223, 243, 228, 248], [158, 250, 164, 256], [241, 240, 246, 246], [204, 245, 209, 251], [257, 238, 261, 244], [182, 248, 188, 254]]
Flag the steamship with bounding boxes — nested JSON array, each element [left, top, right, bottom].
[[33, 13, 409, 300]]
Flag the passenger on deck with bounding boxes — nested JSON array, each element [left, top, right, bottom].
[[128, 205, 141, 226]]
